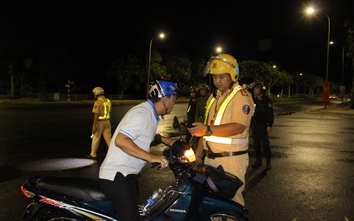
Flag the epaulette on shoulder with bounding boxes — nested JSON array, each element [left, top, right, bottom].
[[240, 89, 248, 96]]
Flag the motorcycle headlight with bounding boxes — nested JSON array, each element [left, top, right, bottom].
[[170, 140, 196, 164], [178, 148, 196, 163]]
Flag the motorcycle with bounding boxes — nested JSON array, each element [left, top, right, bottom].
[[20, 116, 249, 221]]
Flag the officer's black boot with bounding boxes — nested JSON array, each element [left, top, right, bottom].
[[266, 158, 271, 170], [252, 159, 262, 169]]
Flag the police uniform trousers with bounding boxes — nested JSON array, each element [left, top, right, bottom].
[[90, 120, 112, 156], [252, 122, 271, 161], [204, 153, 249, 206]]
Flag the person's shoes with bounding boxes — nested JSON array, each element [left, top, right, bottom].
[[266, 162, 271, 170], [86, 155, 97, 159], [251, 161, 262, 169]]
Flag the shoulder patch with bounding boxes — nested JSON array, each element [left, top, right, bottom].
[[242, 105, 251, 115], [240, 89, 248, 96]]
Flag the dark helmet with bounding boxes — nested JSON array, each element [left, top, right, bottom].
[[198, 83, 209, 92], [189, 86, 198, 93], [148, 76, 179, 99], [250, 81, 266, 90]]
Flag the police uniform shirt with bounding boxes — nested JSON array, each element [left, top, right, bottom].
[[252, 95, 274, 126], [206, 84, 254, 153], [92, 96, 109, 118], [195, 96, 208, 123]]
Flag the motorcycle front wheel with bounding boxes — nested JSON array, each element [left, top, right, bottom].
[[210, 212, 249, 221], [37, 214, 78, 221]]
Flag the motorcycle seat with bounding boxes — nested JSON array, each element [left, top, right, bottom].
[[37, 176, 107, 202]]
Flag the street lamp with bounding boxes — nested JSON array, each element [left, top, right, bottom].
[[306, 7, 331, 107], [216, 47, 222, 54], [148, 33, 165, 86]]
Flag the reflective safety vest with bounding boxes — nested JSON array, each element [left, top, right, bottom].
[[203, 85, 248, 145], [98, 98, 111, 120]]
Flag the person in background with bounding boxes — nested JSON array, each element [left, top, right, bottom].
[[88, 87, 112, 158], [185, 86, 198, 144], [187, 54, 254, 206], [99, 77, 178, 221], [250, 81, 274, 170], [192, 84, 209, 151]]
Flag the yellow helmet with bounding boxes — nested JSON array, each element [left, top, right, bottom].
[[203, 54, 240, 82], [92, 87, 104, 96]]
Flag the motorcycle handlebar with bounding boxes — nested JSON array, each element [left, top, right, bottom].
[[149, 162, 161, 169], [149, 155, 175, 169]]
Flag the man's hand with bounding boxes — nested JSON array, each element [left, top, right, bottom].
[[187, 122, 207, 137], [267, 126, 272, 133], [149, 155, 169, 168], [195, 138, 204, 164]]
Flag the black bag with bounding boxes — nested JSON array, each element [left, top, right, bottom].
[[199, 164, 243, 199]]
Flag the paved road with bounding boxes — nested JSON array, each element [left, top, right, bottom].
[[0, 100, 353, 221]]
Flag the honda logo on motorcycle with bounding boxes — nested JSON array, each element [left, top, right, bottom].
[[169, 208, 187, 213], [39, 196, 63, 207]]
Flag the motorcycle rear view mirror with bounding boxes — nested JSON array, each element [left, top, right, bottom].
[[173, 116, 185, 141], [173, 116, 180, 129]]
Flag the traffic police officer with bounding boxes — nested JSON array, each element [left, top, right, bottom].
[[188, 54, 254, 206], [192, 84, 209, 151], [250, 81, 274, 170], [88, 87, 112, 158], [185, 86, 198, 144]]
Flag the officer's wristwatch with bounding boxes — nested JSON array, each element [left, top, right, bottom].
[[205, 125, 212, 136]]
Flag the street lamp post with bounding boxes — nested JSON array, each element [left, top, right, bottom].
[[342, 46, 344, 86], [306, 8, 331, 108], [341, 46, 345, 104], [325, 13, 330, 85], [147, 33, 165, 86]]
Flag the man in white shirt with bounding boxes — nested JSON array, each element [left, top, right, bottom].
[[99, 77, 179, 221]]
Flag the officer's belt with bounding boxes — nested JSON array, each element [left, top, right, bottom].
[[206, 142, 248, 159]]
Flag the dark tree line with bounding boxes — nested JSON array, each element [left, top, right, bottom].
[[1, 19, 354, 103], [0, 44, 352, 100]]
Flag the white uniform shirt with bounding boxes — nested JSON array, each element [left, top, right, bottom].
[[99, 100, 160, 180]]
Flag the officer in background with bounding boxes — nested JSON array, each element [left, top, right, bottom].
[[185, 86, 198, 144], [188, 54, 254, 206], [250, 81, 274, 170], [192, 84, 209, 151], [88, 87, 112, 158]]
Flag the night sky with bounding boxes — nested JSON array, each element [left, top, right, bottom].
[[1, 0, 352, 91]]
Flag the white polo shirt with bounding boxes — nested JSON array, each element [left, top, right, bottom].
[[99, 100, 160, 180]]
